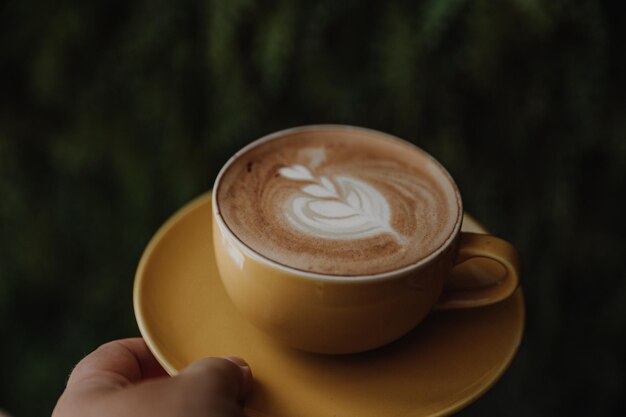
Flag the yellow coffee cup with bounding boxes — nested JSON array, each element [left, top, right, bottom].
[[212, 125, 519, 354]]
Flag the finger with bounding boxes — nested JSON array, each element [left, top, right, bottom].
[[117, 338, 169, 379], [178, 357, 253, 403], [224, 356, 253, 400], [67, 338, 167, 391], [55, 353, 253, 417], [101, 358, 252, 417]]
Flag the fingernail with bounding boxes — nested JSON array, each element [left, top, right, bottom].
[[224, 356, 253, 399], [224, 356, 248, 367]]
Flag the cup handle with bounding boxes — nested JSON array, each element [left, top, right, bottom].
[[434, 232, 520, 310]]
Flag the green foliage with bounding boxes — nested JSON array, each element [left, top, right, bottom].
[[0, 0, 624, 415]]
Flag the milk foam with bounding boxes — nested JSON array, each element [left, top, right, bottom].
[[216, 128, 460, 276], [279, 162, 406, 243]]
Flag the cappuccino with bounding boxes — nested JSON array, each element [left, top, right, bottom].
[[216, 127, 460, 276]]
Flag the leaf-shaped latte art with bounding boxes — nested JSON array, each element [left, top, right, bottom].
[[279, 165, 405, 242], [302, 184, 337, 198], [278, 165, 314, 181]]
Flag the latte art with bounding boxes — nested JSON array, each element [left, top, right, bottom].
[[216, 127, 460, 276], [279, 164, 406, 243]]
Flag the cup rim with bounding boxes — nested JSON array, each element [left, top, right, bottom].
[[212, 124, 463, 282]]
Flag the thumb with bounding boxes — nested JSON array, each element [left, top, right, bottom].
[[176, 356, 253, 405]]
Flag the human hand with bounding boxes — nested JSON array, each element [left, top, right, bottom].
[[52, 338, 252, 417]]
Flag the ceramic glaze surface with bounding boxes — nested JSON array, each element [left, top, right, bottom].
[[134, 193, 525, 417]]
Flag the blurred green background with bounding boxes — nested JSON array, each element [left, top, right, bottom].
[[1, 0, 624, 415]]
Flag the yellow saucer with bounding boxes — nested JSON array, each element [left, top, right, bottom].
[[134, 193, 524, 417]]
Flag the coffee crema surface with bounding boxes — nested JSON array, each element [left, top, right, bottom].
[[216, 129, 460, 276]]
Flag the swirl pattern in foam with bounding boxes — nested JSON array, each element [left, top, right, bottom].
[[216, 128, 460, 276]]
